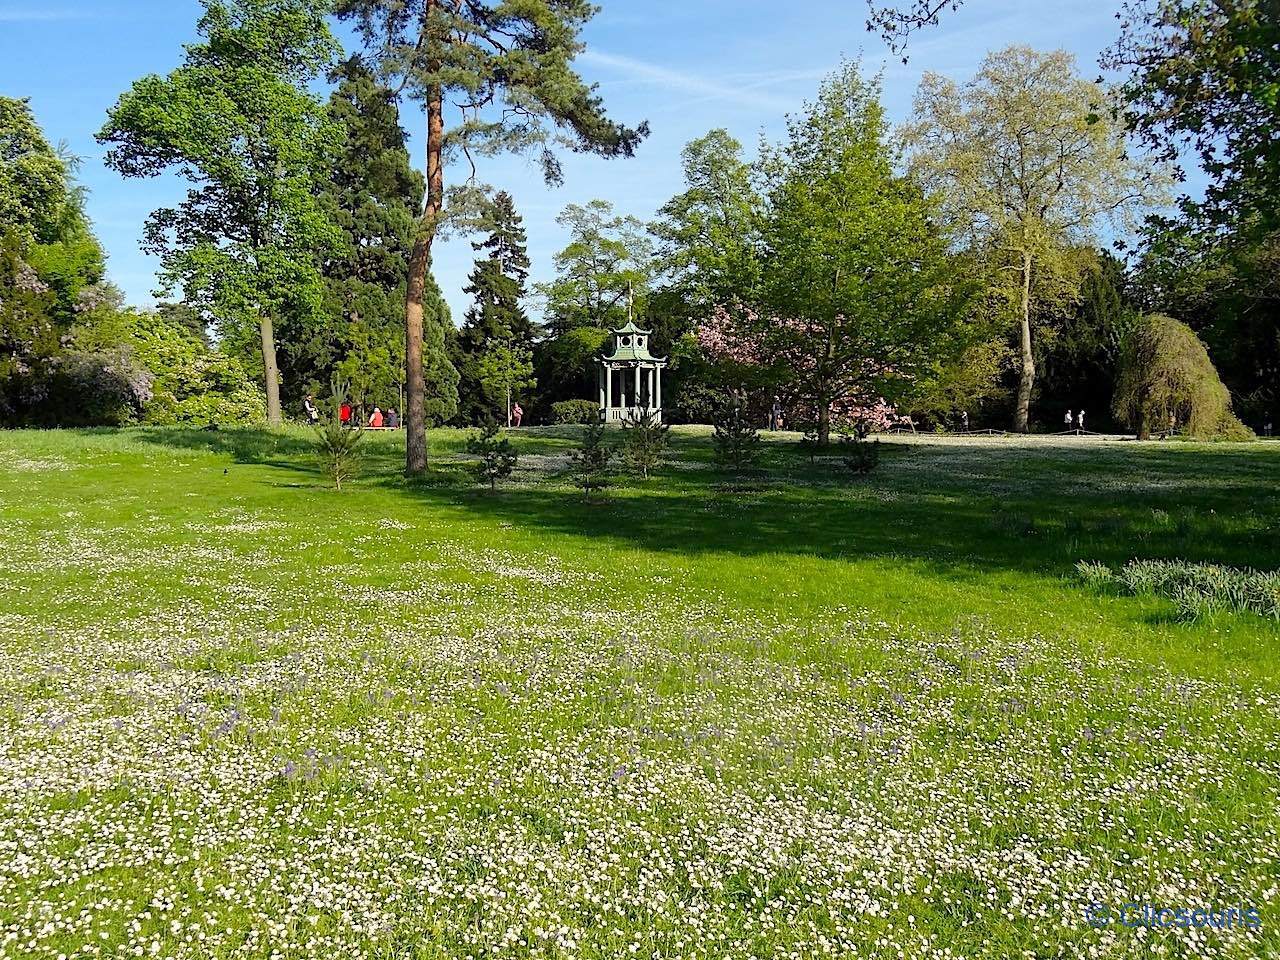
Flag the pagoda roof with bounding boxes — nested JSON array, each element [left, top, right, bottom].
[[602, 321, 665, 363]]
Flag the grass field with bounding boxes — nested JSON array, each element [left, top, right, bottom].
[[0, 426, 1277, 959]]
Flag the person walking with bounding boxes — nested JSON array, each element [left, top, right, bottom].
[[1064, 409, 1073, 431], [770, 396, 783, 431], [339, 402, 352, 427], [511, 402, 523, 428], [959, 410, 969, 433], [303, 395, 319, 425], [1077, 409, 1086, 431]]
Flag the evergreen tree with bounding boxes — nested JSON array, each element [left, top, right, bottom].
[[299, 58, 458, 423], [337, 0, 648, 475], [453, 191, 534, 422], [569, 418, 613, 502], [465, 421, 518, 491]]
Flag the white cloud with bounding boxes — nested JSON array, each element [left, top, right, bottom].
[[579, 50, 811, 113]]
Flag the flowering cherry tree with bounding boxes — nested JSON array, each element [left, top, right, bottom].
[[696, 306, 904, 435]]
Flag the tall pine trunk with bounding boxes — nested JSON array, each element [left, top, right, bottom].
[[404, 20, 443, 477], [1013, 248, 1035, 433], [259, 314, 282, 425]]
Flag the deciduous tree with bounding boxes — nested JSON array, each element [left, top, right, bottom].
[[98, 0, 340, 425], [538, 200, 653, 336], [711, 61, 973, 444], [905, 46, 1166, 431]]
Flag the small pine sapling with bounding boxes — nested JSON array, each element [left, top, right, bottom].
[[315, 380, 363, 491], [713, 396, 761, 475], [620, 406, 670, 479], [570, 418, 613, 501], [466, 421, 518, 491]]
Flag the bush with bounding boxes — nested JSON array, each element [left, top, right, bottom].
[[1077, 558, 1279, 621], [712, 396, 761, 475], [620, 406, 670, 478], [551, 399, 601, 425], [466, 422, 518, 491]]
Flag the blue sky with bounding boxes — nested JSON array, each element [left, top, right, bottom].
[[0, 0, 1128, 325]]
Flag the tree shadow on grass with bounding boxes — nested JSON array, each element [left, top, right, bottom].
[[136, 425, 1280, 578]]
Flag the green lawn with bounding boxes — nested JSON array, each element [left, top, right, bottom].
[[0, 426, 1276, 959]]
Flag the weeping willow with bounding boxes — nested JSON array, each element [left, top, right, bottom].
[[1112, 314, 1249, 440]]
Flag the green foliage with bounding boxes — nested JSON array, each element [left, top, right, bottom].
[[76, 307, 263, 427], [532, 327, 610, 417], [1112, 314, 1249, 440], [314, 380, 363, 490], [338, 0, 647, 474], [98, 0, 341, 423], [1106, 0, 1280, 240], [620, 407, 670, 479], [0, 99, 111, 424], [712, 396, 761, 476], [1079, 559, 1280, 622], [475, 342, 535, 423], [537, 201, 654, 336], [907, 46, 1169, 431], [0, 97, 69, 246], [569, 419, 612, 501], [453, 192, 534, 424], [839, 434, 881, 476], [749, 60, 974, 442], [336, 0, 647, 190], [651, 129, 760, 316], [550, 400, 600, 426], [465, 421, 518, 491], [294, 58, 457, 423], [1034, 250, 1141, 428], [1138, 228, 1280, 428]]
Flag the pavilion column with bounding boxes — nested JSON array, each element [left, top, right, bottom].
[[599, 365, 606, 413], [634, 365, 641, 411], [655, 367, 662, 414]]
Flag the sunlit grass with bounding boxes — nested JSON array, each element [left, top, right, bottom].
[[0, 426, 1276, 958]]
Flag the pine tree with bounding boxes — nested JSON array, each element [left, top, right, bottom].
[[570, 419, 613, 501], [465, 421, 518, 491], [713, 395, 761, 476], [337, 0, 648, 475], [453, 191, 535, 423], [620, 406, 670, 479]]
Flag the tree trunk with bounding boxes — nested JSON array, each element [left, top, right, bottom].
[[259, 314, 282, 425], [818, 398, 831, 445], [404, 7, 443, 476], [1013, 249, 1035, 433]]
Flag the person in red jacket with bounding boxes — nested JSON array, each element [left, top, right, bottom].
[[339, 402, 352, 426], [369, 407, 384, 428]]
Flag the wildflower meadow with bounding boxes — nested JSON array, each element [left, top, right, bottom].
[[0, 426, 1276, 959]]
